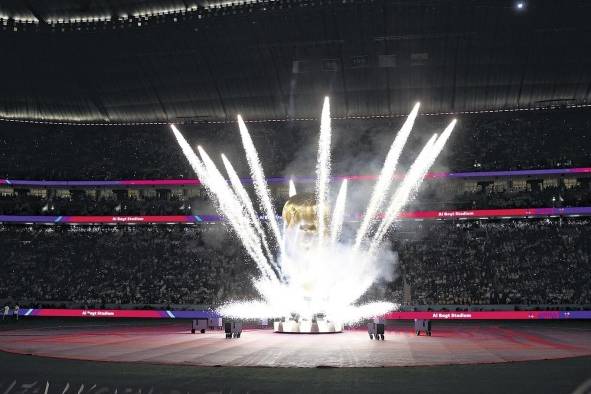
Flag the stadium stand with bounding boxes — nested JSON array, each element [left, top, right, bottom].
[[0, 225, 257, 308], [1, 218, 589, 308], [1, 108, 590, 309], [1, 108, 591, 180], [0, 180, 590, 216], [393, 219, 591, 306]]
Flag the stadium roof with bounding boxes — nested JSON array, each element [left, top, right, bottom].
[[0, 0, 590, 124], [0, 0, 244, 23]]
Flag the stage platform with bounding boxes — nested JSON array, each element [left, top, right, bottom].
[[1, 322, 590, 368]]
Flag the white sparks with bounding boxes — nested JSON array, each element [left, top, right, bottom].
[[237, 115, 284, 253], [330, 179, 348, 244], [371, 119, 456, 251], [171, 100, 456, 325], [355, 102, 420, 250], [289, 179, 297, 197], [222, 153, 277, 272], [370, 134, 439, 252], [315, 97, 332, 243], [197, 145, 278, 282]]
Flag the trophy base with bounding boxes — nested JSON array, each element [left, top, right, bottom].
[[273, 320, 343, 334]]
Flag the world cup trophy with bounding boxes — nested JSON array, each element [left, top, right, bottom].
[[282, 192, 326, 241], [278, 192, 342, 333]]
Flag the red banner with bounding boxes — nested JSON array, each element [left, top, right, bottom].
[[33, 309, 166, 318], [384, 311, 561, 320], [399, 208, 537, 219], [65, 215, 192, 223]]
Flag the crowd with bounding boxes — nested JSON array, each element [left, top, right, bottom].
[[1, 108, 590, 181], [1, 107, 589, 307], [0, 225, 257, 307], [0, 218, 589, 308], [410, 182, 591, 211], [0, 195, 197, 216], [0, 180, 590, 216], [455, 184, 591, 210], [394, 218, 591, 305]]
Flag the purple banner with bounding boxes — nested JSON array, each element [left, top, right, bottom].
[[1, 166, 590, 187], [0, 215, 64, 223], [560, 311, 591, 319]]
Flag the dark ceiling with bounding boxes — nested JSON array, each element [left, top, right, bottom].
[[0, 0, 590, 124]]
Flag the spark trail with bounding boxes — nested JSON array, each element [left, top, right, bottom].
[[289, 179, 297, 197], [221, 154, 277, 271], [371, 119, 457, 252], [354, 102, 420, 250], [238, 115, 284, 253], [315, 97, 332, 243], [330, 179, 348, 244], [171, 99, 456, 324]]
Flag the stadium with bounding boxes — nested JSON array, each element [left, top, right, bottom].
[[0, 0, 590, 392]]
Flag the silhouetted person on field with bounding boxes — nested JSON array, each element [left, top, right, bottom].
[[14, 305, 19, 320], [2, 305, 9, 320]]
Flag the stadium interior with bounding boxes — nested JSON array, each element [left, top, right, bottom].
[[0, 0, 590, 393]]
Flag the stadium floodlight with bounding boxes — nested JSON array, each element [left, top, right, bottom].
[[515, 1, 525, 10]]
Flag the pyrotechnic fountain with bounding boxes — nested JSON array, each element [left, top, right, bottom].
[[171, 98, 456, 333]]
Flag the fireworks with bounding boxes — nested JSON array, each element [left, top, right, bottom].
[[171, 98, 456, 325]]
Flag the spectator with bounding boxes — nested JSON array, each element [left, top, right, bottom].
[[392, 218, 591, 305], [0, 178, 588, 216], [0, 225, 257, 307], [0, 108, 590, 181], [0, 218, 589, 308]]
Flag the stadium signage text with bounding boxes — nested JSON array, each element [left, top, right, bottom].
[[11, 309, 591, 320], [2, 206, 591, 224]]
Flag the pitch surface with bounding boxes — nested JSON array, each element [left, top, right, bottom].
[[1, 322, 590, 367]]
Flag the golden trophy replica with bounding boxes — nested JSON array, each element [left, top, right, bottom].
[[275, 192, 343, 333], [282, 192, 324, 236]]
